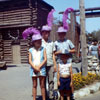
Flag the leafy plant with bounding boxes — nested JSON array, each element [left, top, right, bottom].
[[73, 72, 100, 90]]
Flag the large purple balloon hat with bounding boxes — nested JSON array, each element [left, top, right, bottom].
[[22, 27, 40, 40], [41, 9, 55, 31], [22, 27, 42, 47], [57, 7, 74, 33], [63, 7, 74, 31]]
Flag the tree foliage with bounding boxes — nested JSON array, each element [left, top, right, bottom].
[[86, 29, 100, 42]]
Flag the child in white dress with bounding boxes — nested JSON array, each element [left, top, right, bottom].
[[29, 33, 47, 100]]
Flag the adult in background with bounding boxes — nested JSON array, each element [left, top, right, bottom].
[[89, 40, 99, 59], [98, 41, 100, 61]]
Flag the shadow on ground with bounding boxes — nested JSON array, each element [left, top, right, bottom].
[[36, 96, 42, 100]]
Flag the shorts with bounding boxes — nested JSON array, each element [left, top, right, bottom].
[[58, 77, 71, 91], [30, 66, 46, 77]]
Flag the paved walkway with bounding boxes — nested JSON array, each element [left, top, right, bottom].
[[0, 65, 43, 100], [0, 63, 82, 100]]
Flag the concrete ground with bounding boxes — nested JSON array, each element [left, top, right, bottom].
[[0, 63, 82, 100], [0, 64, 43, 100]]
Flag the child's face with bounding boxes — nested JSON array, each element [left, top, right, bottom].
[[58, 32, 66, 41], [60, 54, 69, 64], [42, 31, 50, 40], [33, 39, 41, 49], [94, 41, 97, 45]]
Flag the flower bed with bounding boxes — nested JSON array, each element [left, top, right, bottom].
[[73, 72, 100, 90]]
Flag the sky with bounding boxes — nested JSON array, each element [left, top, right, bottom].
[[44, 0, 100, 33]]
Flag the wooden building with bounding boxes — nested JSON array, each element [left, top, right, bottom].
[[0, 0, 53, 64]]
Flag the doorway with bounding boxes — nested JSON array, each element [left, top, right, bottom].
[[12, 45, 21, 64]]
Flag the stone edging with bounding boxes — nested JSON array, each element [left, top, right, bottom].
[[74, 82, 100, 99]]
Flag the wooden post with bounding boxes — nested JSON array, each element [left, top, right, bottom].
[[79, 0, 88, 76], [70, 12, 76, 45]]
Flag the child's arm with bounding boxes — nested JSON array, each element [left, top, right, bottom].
[[69, 48, 75, 54], [38, 49, 47, 69], [54, 50, 62, 55], [70, 65, 74, 93], [53, 52, 57, 72], [28, 52, 39, 71], [57, 65, 60, 87]]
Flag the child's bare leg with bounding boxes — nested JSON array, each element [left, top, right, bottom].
[[32, 77, 37, 100], [66, 91, 71, 100], [60, 90, 64, 100], [39, 76, 46, 100]]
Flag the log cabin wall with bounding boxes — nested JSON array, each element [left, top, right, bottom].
[[3, 40, 13, 63], [0, 40, 3, 61], [37, 1, 52, 28], [0, 28, 29, 64], [0, 8, 38, 29], [0, 0, 53, 64], [0, 0, 38, 28], [37, 7, 48, 28], [3, 39, 29, 64], [0, 32, 4, 61], [20, 39, 29, 64], [0, 33, 3, 61]]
